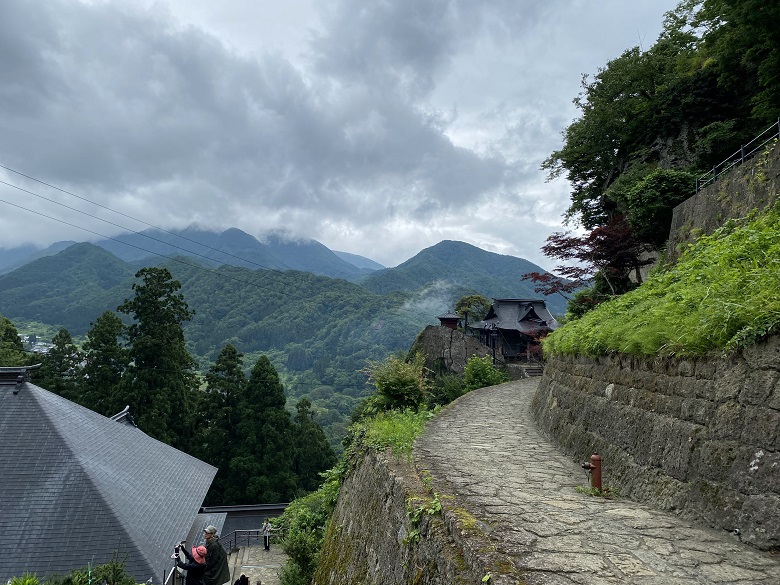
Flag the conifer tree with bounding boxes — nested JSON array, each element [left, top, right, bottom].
[[34, 328, 83, 400], [293, 398, 337, 492], [81, 311, 130, 417], [0, 315, 26, 367], [197, 344, 247, 504], [228, 355, 297, 504], [117, 267, 198, 449]]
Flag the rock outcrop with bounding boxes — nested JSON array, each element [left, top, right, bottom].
[[408, 325, 496, 375]]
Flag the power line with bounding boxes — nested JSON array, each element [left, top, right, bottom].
[[0, 179, 426, 321], [0, 163, 283, 271], [0, 195, 283, 292]]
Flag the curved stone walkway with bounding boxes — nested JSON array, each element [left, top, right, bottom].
[[414, 379, 780, 584]]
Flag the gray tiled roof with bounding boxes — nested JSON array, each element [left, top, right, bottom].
[[471, 298, 560, 334], [0, 382, 217, 584]]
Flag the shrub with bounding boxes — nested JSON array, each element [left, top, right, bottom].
[[463, 355, 509, 391], [11, 574, 38, 585], [364, 351, 430, 411], [428, 373, 466, 406]]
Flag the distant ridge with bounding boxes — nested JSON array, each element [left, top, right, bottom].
[[0, 227, 383, 281], [334, 251, 385, 271], [358, 240, 567, 315]]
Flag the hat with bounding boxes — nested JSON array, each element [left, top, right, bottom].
[[204, 525, 218, 535], [192, 546, 207, 564]]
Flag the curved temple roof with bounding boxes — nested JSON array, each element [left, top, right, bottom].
[[470, 298, 560, 335]]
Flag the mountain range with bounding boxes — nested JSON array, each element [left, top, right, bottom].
[[0, 227, 381, 280], [0, 229, 566, 443], [0, 227, 565, 314]]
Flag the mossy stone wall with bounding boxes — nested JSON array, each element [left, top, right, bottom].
[[667, 140, 780, 263], [532, 336, 780, 550], [313, 450, 486, 585]]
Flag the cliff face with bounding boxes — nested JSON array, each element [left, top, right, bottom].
[[313, 449, 487, 585], [667, 140, 780, 263], [532, 336, 780, 551], [408, 325, 495, 374]]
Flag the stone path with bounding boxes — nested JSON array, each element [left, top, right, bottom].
[[414, 379, 780, 584], [228, 544, 286, 585]]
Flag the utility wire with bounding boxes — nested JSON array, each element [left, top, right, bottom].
[[0, 163, 283, 271], [0, 195, 284, 292], [0, 178, 425, 321], [0, 178, 284, 274]]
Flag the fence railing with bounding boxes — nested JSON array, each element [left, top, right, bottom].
[[696, 118, 780, 192], [222, 528, 285, 552], [222, 529, 262, 552]]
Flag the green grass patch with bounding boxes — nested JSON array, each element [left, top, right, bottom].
[[545, 202, 780, 357], [360, 408, 436, 456]]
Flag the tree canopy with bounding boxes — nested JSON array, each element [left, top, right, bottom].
[[538, 0, 780, 317], [0, 315, 26, 366], [117, 267, 199, 448]]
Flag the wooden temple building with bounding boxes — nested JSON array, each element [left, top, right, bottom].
[[469, 299, 560, 362]]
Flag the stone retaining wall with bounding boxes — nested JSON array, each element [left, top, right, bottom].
[[314, 449, 488, 585], [532, 336, 780, 550], [667, 140, 780, 263]]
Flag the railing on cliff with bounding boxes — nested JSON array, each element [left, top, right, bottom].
[[695, 118, 780, 193]]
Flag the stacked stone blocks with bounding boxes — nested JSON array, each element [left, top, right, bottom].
[[532, 336, 780, 550]]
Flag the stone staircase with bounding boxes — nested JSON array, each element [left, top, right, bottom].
[[228, 545, 286, 585], [506, 363, 544, 379]]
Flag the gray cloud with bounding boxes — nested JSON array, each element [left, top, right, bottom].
[[0, 0, 678, 267]]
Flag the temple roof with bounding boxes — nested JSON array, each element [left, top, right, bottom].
[[0, 375, 216, 583], [470, 298, 560, 335]]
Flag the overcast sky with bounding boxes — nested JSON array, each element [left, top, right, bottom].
[[0, 0, 679, 269]]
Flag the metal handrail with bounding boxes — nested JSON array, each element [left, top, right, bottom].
[[222, 529, 263, 552], [221, 528, 286, 552], [696, 118, 780, 192]]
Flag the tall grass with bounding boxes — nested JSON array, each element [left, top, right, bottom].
[[545, 203, 780, 357]]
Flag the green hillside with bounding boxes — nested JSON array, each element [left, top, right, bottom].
[[546, 199, 780, 357], [359, 240, 567, 315], [0, 243, 136, 331]]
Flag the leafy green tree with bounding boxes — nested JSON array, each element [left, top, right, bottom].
[[617, 169, 697, 247], [0, 315, 26, 366], [365, 351, 430, 411], [81, 311, 129, 416], [293, 399, 337, 493], [33, 328, 83, 400], [463, 355, 509, 391], [117, 267, 198, 448], [455, 294, 492, 326], [698, 0, 780, 124]]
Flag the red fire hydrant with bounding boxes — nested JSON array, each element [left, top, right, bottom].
[[581, 453, 602, 491]]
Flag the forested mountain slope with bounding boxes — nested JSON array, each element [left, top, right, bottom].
[[0, 237, 564, 442], [0, 243, 136, 331], [359, 240, 567, 315]]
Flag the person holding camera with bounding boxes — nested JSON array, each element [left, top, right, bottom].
[[176, 544, 208, 585], [202, 525, 231, 585]]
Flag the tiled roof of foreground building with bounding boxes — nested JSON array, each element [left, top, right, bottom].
[[0, 368, 217, 584]]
